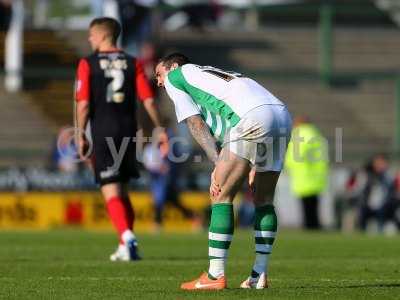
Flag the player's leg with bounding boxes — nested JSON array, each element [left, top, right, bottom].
[[102, 182, 140, 261], [240, 104, 292, 289], [241, 171, 280, 289], [209, 148, 251, 276], [181, 148, 251, 290], [102, 182, 131, 240], [121, 183, 135, 232], [121, 182, 141, 259]]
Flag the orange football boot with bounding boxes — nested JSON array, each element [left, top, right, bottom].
[[180, 272, 227, 291]]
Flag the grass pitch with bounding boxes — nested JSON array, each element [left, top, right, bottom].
[[0, 229, 399, 299]]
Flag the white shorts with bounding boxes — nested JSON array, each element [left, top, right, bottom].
[[223, 104, 292, 172]]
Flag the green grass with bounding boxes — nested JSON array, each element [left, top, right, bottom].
[[0, 230, 399, 299]]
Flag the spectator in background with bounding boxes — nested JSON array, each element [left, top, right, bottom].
[[0, 0, 12, 31], [334, 169, 365, 232], [358, 154, 391, 232], [285, 116, 329, 230], [117, 0, 158, 56], [142, 128, 194, 231], [335, 155, 399, 234], [137, 42, 160, 137], [138, 41, 158, 80], [51, 127, 79, 173]]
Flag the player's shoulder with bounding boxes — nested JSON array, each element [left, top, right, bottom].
[[168, 64, 200, 84], [167, 66, 184, 86], [77, 53, 99, 69], [181, 63, 205, 77], [181, 63, 199, 71], [76, 56, 91, 72]]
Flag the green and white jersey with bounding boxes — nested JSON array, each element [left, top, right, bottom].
[[165, 64, 284, 142]]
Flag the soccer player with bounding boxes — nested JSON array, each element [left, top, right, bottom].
[[75, 17, 167, 261], [155, 53, 292, 290]]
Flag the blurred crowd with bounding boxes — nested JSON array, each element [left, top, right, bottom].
[[335, 154, 400, 234], [1, 0, 274, 45], [283, 116, 400, 234]]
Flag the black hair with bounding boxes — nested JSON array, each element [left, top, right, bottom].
[[90, 17, 121, 44], [158, 53, 190, 68]]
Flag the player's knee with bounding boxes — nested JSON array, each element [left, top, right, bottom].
[[211, 190, 233, 204], [210, 190, 222, 203]]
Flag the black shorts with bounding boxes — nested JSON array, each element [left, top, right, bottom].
[[92, 136, 139, 186]]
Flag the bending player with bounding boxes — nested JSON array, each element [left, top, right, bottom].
[[75, 17, 167, 261], [155, 53, 292, 290]]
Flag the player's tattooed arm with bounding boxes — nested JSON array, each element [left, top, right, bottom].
[[186, 115, 219, 164]]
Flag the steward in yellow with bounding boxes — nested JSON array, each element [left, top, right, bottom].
[[285, 116, 329, 229]]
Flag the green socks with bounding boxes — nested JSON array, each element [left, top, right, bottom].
[[251, 204, 277, 278], [208, 203, 234, 279], [206, 203, 277, 280]]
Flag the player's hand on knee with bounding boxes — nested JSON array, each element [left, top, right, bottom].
[[210, 168, 221, 197]]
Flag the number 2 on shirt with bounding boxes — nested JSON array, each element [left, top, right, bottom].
[[105, 68, 125, 103]]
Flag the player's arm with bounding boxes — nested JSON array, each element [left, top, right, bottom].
[[135, 60, 163, 127], [76, 102, 89, 136], [142, 96, 169, 155], [75, 58, 91, 159], [142, 97, 162, 127], [135, 60, 168, 153], [186, 115, 219, 164]]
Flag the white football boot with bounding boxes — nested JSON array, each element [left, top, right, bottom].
[[110, 244, 130, 262], [240, 272, 268, 289], [110, 240, 141, 262]]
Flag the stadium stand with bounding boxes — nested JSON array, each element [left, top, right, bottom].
[[0, 2, 398, 168], [0, 82, 54, 167], [0, 30, 74, 167]]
